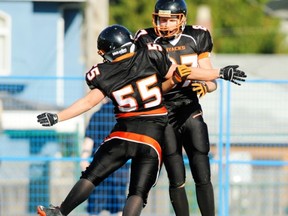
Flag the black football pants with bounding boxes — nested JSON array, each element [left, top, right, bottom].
[[166, 109, 215, 216]]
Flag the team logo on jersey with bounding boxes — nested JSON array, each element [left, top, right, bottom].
[[166, 46, 186, 52]]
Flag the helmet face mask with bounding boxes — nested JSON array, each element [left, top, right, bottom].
[[97, 24, 134, 62], [152, 0, 187, 38], [152, 13, 186, 38]]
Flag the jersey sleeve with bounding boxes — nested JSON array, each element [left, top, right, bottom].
[[134, 28, 155, 49], [195, 26, 213, 56], [85, 65, 100, 90], [147, 43, 172, 78]]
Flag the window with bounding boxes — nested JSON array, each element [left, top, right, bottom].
[[0, 11, 11, 76]]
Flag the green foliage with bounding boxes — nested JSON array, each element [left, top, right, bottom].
[[109, 0, 155, 34], [109, 0, 288, 53], [207, 0, 287, 53]]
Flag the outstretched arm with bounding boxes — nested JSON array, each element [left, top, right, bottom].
[[187, 67, 220, 81], [162, 67, 219, 93], [57, 88, 105, 122], [187, 65, 246, 85], [197, 57, 217, 93], [37, 88, 105, 126], [162, 64, 246, 93]]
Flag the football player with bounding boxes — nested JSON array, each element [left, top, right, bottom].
[[36, 24, 193, 216], [134, 0, 246, 215]]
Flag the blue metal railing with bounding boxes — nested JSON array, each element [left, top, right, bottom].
[[1, 76, 288, 215]]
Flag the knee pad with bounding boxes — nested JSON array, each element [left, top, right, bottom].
[[169, 182, 186, 190], [190, 154, 211, 185], [80, 170, 104, 187], [80, 159, 108, 186], [164, 153, 186, 188], [127, 188, 148, 207]]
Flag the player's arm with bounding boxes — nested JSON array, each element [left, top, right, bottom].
[[197, 57, 217, 93], [162, 64, 190, 93], [164, 63, 246, 83], [187, 65, 247, 85], [162, 77, 176, 93], [162, 64, 247, 93], [57, 89, 105, 122], [162, 64, 215, 93], [37, 88, 105, 126], [191, 57, 217, 98], [187, 67, 219, 81]]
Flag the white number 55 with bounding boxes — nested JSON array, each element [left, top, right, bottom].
[[113, 74, 161, 112]]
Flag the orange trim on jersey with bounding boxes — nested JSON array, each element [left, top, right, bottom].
[[198, 52, 211, 60], [115, 106, 167, 118], [106, 131, 162, 162], [113, 52, 135, 62]]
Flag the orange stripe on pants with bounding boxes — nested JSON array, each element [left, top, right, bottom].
[[106, 131, 162, 163]]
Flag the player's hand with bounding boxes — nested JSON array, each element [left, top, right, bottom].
[[37, 112, 58, 127], [191, 81, 208, 98], [219, 65, 247, 85], [172, 65, 191, 84]]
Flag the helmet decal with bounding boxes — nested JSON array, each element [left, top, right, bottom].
[[97, 24, 134, 62], [158, 10, 172, 17]]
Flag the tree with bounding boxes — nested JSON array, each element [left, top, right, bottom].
[[108, 0, 288, 53], [201, 0, 286, 53], [109, 0, 155, 34]]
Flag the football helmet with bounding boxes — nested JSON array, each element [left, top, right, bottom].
[[97, 24, 135, 62], [152, 0, 187, 38]]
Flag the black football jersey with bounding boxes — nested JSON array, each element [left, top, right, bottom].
[[135, 26, 213, 112], [85, 43, 172, 118]]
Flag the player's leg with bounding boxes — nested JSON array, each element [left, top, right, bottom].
[[87, 185, 104, 216], [123, 142, 161, 216], [123, 195, 143, 216], [56, 140, 128, 216], [181, 111, 215, 216], [37, 179, 95, 216], [108, 118, 165, 216], [163, 123, 189, 216]]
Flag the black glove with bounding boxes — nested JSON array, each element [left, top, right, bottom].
[[37, 112, 58, 127], [219, 65, 247, 85], [172, 65, 191, 84]]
